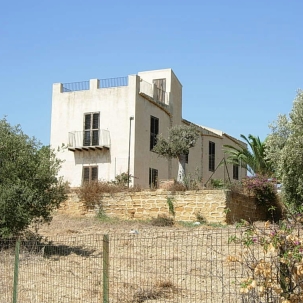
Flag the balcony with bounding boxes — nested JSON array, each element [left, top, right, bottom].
[[68, 130, 111, 151], [139, 80, 169, 108]]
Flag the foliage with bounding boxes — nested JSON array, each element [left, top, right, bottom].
[[228, 217, 303, 302], [209, 178, 225, 189], [113, 172, 131, 187], [224, 134, 273, 176], [166, 197, 175, 217], [150, 215, 175, 227], [153, 124, 199, 159], [0, 118, 68, 238], [265, 90, 303, 213], [153, 124, 199, 182], [241, 175, 277, 206]]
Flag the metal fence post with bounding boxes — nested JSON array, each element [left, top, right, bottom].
[[103, 234, 109, 303], [12, 237, 20, 303]]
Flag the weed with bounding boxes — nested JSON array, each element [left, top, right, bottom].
[[195, 211, 206, 224], [166, 197, 175, 217]]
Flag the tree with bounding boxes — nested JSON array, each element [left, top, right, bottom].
[[224, 134, 273, 176], [266, 90, 303, 212], [0, 118, 67, 238], [152, 124, 199, 182]]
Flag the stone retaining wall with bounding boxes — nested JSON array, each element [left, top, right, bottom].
[[59, 189, 268, 224]]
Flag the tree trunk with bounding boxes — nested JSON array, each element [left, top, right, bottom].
[[177, 155, 186, 183]]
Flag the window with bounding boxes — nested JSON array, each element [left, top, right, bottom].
[[153, 79, 166, 103], [233, 164, 239, 180], [83, 112, 100, 146], [83, 166, 98, 183], [150, 116, 159, 150], [149, 168, 158, 188], [209, 141, 215, 172]]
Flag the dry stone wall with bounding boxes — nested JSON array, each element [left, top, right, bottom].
[[59, 189, 268, 224]]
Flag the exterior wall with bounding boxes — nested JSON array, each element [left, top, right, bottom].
[[50, 68, 246, 188], [50, 76, 137, 187], [133, 93, 171, 187], [138, 69, 183, 125], [59, 190, 268, 224], [200, 132, 246, 184]]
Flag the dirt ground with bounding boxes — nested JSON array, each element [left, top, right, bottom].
[[1, 213, 257, 303]]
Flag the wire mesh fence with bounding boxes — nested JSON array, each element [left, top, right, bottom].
[[1, 227, 276, 303]]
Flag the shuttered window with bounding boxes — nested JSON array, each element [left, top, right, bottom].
[[233, 164, 239, 180], [153, 79, 166, 103], [83, 166, 98, 183], [83, 112, 100, 146], [209, 141, 215, 172], [149, 168, 158, 189], [150, 116, 159, 151]]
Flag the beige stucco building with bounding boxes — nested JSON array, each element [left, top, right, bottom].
[[50, 68, 246, 188]]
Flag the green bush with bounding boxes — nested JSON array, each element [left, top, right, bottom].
[[0, 118, 68, 238]]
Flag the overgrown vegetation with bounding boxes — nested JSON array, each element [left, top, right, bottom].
[[228, 216, 303, 302], [78, 173, 142, 209], [150, 215, 175, 227], [0, 118, 68, 238]]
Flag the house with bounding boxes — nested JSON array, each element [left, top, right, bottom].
[[50, 68, 246, 188]]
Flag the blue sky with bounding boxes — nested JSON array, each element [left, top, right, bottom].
[[1, 0, 302, 145]]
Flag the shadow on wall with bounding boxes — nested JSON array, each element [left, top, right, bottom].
[[74, 149, 111, 165]]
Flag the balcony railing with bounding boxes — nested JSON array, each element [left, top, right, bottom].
[[62, 81, 90, 92], [62, 77, 128, 92], [139, 80, 169, 106], [68, 130, 110, 151], [98, 76, 128, 88]]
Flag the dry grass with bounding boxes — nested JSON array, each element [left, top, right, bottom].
[[0, 213, 255, 303]]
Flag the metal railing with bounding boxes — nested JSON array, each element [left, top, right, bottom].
[[139, 80, 169, 106], [68, 129, 111, 149], [62, 81, 90, 92], [98, 77, 128, 89]]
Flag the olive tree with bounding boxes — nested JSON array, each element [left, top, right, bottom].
[[265, 90, 303, 212], [0, 118, 67, 238], [152, 124, 199, 182]]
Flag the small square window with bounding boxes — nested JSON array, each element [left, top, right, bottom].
[[83, 166, 98, 183]]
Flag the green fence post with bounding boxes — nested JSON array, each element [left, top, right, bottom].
[[103, 234, 109, 303], [12, 237, 20, 303]]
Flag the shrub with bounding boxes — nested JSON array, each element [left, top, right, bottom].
[[112, 172, 131, 187], [151, 215, 174, 227], [0, 118, 68, 238], [228, 216, 303, 302], [166, 181, 186, 192], [207, 178, 225, 189], [241, 175, 277, 206]]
